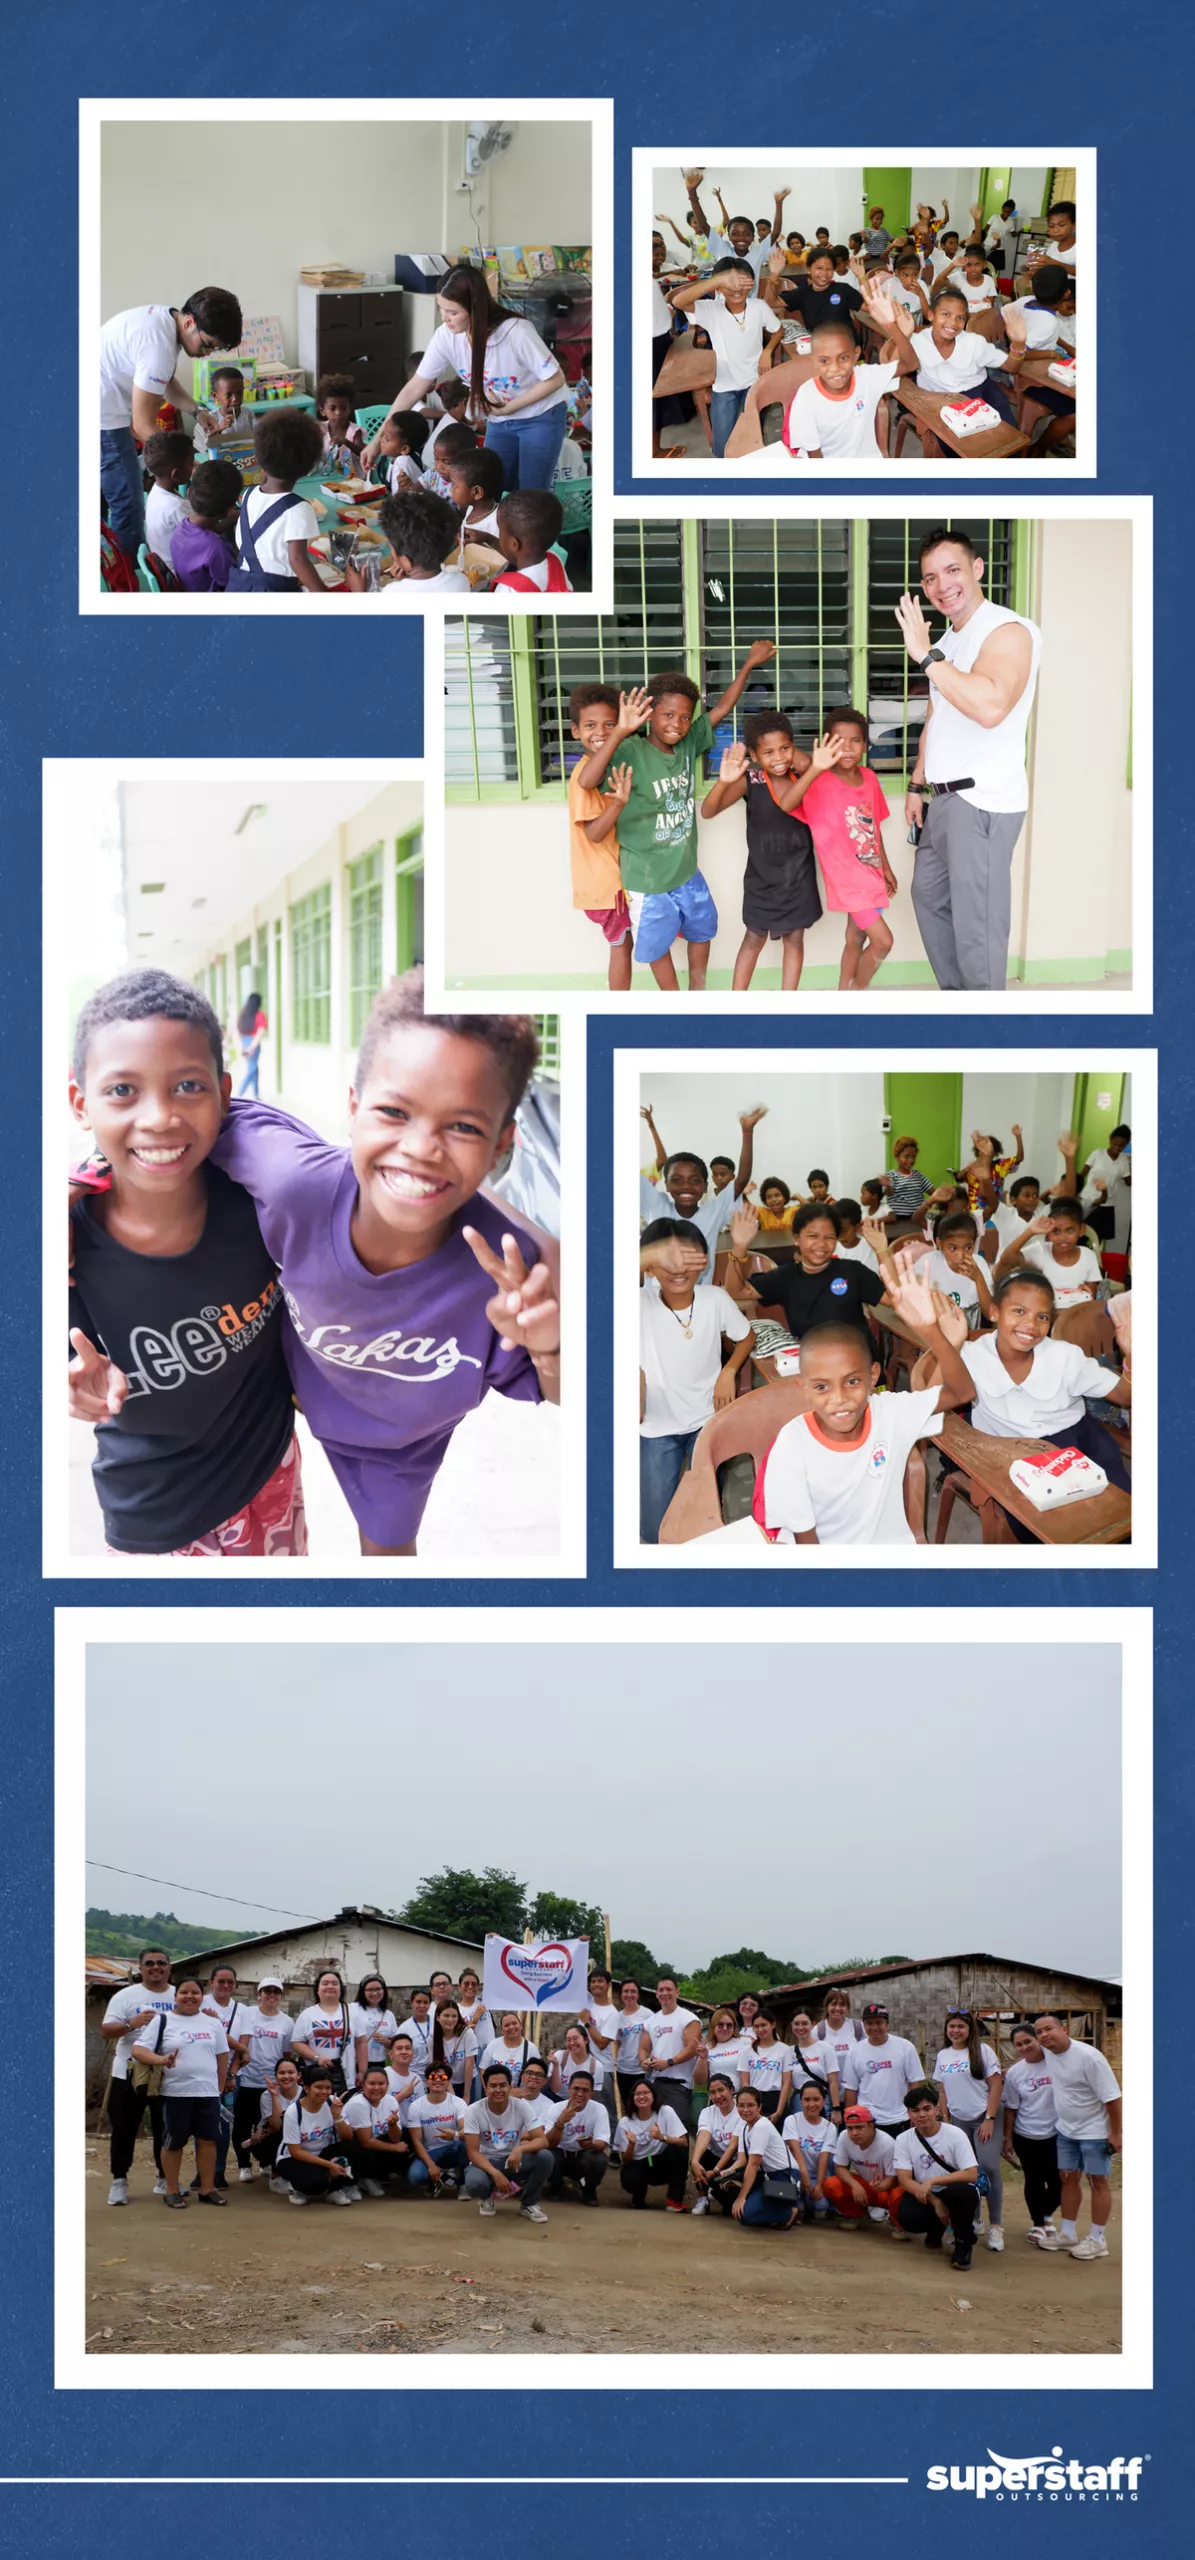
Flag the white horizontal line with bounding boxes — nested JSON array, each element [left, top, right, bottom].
[[1, 2476, 911, 2488]]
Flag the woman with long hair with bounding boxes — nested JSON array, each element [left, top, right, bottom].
[[431, 1996, 480, 2101], [360, 266, 569, 491], [235, 991, 266, 1098], [788, 2007, 840, 2118], [743, 2010, 795, 2123], [694, 2005, 753, 2094], [934, 2007, 1005, 2250], [612, 2075, 690, 2212], [291, 1970, 354, 2094], [350, 1975, 400, 2087]]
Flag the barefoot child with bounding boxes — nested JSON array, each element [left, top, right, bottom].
[[577, 645, 777, 990], [781, 709, 897, 989], [567, 685, 633, 992], [699, 716, 823, 990]]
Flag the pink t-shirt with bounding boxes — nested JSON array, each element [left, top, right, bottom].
[[800, 766, 891, 913]]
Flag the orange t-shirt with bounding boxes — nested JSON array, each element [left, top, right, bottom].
[[568, 767, 623, 912]]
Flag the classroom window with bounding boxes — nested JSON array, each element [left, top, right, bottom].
[[699, 518, 852, 747], [395, 827, 424, 974], [289, 883, 332, 1044], [528, 520, 687, 788], [255, 924, 269, 994], [865, 518, 1013, 772], [445, 622, 520, 791], [533, 1014, 561, 1079], [235, 937, 253, 1011], [346, 847, 383, 1048]]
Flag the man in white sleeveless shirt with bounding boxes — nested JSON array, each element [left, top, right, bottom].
[[897, 528, 1042, 990]]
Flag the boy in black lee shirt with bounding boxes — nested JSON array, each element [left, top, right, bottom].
[[68, 970, 304, 1556]]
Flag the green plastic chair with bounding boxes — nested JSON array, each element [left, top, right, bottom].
[[355, 402, 393, 440], [553, 474, 592, 535]]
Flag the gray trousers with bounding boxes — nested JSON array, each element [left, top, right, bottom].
[[912, 793, 1026, 990]]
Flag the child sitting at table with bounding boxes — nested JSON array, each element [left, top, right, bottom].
[[639, 1217, 755, 1542], [992, 1196, 1102, 1309], [228, 409, 326, 594], [171, 459, 243, 591], [358, 489, 470, 598], [490, 491, 572, 594], [576, 643, 775, 991], [933, 1268, 1132, 1495], [832, 1200, 879, 1272], [756, 1179, 798, 1232], [889, 249, 931, 321], [315, 372, 367, 478], [666, 259, 783, 457], [375, 409, 430, 495], [448, 447, 506, 550], [925, 1207, 993, 1330], [860, 1176, 889, 1225], [872, 281, 1023, 429], [419, 422, 478, 506], [566, 683, 632, 993], [752, 1255, 975, 1546], [779, 316, 899, 459], [195, 365, 252, 450], [142, 430, 194, 565], [941, 243, 1000, 315], [698, 717, 822, 990], [422, 383, 474, 494], [1002, 269, 1077, 451], [780, 709, 897, 990]]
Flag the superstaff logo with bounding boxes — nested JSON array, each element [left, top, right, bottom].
[[498, 1941, 577, 2005], [928, 2447, 1145, 2502]]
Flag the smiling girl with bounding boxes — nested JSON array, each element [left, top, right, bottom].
[[359, 266, 569, 493]]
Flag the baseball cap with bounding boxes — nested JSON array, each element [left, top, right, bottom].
[[844, 2104, 874, 2125], [258, 1975, 284, 1992], [861, 2002, 889, 2020]]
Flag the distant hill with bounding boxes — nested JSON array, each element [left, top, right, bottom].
[[86, 1907, 227, 1963]]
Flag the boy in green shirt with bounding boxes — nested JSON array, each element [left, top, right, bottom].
[[576, 641, 775, 988]]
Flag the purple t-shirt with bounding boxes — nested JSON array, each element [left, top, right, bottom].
[[172, 519, 237, 591], [210, 1099, 543, 1460]]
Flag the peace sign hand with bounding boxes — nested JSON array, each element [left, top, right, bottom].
[[69, 1328, 129, 1422], [462, 1228, 561, 1361]]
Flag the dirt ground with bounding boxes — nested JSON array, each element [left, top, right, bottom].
[[83, 2137, 1120, 2359]]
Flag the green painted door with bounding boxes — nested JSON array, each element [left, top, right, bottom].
[[861, 169, 911, 236], [981, 166, 1011, 223], [1070, 1072, 1125, 1168], [883, 1073, 962, 1187]]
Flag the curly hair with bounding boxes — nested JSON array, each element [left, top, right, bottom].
[[73, 968, 224, 1084], [354, 966, 539, 1116]]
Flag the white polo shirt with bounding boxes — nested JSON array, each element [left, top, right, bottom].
[[961, 1334, 1119, 1439], [1021, 1237, 1103, 1308]]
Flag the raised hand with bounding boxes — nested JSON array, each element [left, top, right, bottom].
[[894, 591, 934, 663], [860, 1218, 890, 1258], [605, 762, 635, 807], [68, 1328, 129, 1422], [775, 185, 792, 204], [681, 168, 705, 187], [1093, 1177, 1108, 1195], [618, 686, 654, 734], [462, 1228, 560, 1361], [886, 1245, 938, 1332], [719, 740, 750, 781], [767, 246, 787, 277], [1058, 1131, 1080, 1152], [1020, 1214, 1052, 1239], [931, 1287, 969, 1349], [808, 729, 848, 775], [739, 1105, 768, 1129], [640, 1104, 654, 1120], [1011, 1123, 1023, 1140], [1002, 300, 1027, 340], [744, 639, 777, 670], [643, 1234, 708, 1282], [863, 274, 899, 329], [729, 1201, 760, 1252]]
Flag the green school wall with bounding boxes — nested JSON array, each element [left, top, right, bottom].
[[1071, 1072, 1126, 1170], [883, 1075, 962, 1187], [861, 169, 911, 233]]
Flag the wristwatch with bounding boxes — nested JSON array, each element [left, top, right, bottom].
[[919, 645, 947, 671]]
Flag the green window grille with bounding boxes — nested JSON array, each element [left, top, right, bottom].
[[395, 826, 424, 974], [347, 846, 383, 1047], [255, 924, 269, 992], [235, 937, 253, 1010], [866, 518, 1014, 773], [289, 883, 332, 1044], [529, 520, 688, 789], [699, 517, 852, 746], [533, 1013, 561, 1079], [445, 621, 520, 792]]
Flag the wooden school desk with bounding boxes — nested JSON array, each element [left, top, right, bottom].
[[934, 1411, 1132, 1545], [890, 379, 1030, 458]]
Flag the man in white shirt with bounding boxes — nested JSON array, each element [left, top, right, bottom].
[[406, 2063, 471, 2194], [545, 2071, 611, 2204], [898, 526, 1042, 991], [841, 2004, 925, 2131], [640, 1979, 703, 2122], [463, 2065, 553, 2220], [516, 2058, 562, 2134], [1031, 2014, 1121, 2260], [578, 1971, 622, 2125], [101, 1946, 176, 2204], [823, 2107, 902, 2224], [892, 2083, 980, 2269], [397, 1991, 435, 2071], [99, 290, 242, 563]]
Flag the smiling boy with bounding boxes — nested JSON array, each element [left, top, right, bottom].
[[566, 683, 633, 989], [780, 319, 899, 458]]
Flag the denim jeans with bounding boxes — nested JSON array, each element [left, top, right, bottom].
[[237, 1054, 260, 1098], [640, 1429, 700, 1544], [482, 403, 568, 492], [407, 2136, 469, 2188], [710, 387, 748, 458], [100, 427, 146, 558]]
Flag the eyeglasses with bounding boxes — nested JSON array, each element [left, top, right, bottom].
[[945, 2008, 969, 2020]]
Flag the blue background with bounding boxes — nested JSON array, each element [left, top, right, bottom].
[[1, 0, 1188, 2543]]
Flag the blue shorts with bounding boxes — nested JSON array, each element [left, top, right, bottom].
[[626, 871, 718, 965], [1056, 2134, 1113, 2176]]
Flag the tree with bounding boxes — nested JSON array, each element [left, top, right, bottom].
[[609, 1938, 662, 1986], [400, 1867, 527, 1944], [525, 1890, 605, 1947]]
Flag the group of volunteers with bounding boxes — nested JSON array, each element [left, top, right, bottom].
[[568, 527, 1041, 999], [99, 1954, 1121, 2273], [67, 964, 560, 1559], [652, 174, 1076, 460], [639, 1104, 1131, 1542], [100, 266, 585, 596]]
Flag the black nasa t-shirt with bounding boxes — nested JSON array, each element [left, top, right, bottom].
[[752, 1254, 885, 1340], [69, 1164, 295, 1552], [781, 277, 864, 332]]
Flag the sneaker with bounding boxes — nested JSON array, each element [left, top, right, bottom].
[[950, 2241, 973, 2270], [867, 2206, 889, 2223], [287, 2190, 308, 2206], [924, 2223, 946, 2250], [238, 2166, 255, 2184], [328, 2187, 356, 2206], [1034, 2228, 1070, 2251], [582, 2189, 600, 2206], [269, 2176, 289, 2195], [986, 2226, 1004, 2252], [478, 2197, 497, 2216], [520, 2203, 549, 2223], [1069, 2231, 1108, 2260], [152, 2177, 168, 2197], [107, 2179, 128, 2206], [665, 2200, 689, 2214], [362, 2180, 386, 2198], [441, 2175, 460, 2195], [691, 2196, 710, 2216]]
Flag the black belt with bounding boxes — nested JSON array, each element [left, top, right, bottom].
[[926, 778, 975, 797]]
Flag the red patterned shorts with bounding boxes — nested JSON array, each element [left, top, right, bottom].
[[107, 1435, 308, 1558]]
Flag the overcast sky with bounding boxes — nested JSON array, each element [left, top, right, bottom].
[[85, 1643, 1122, 1976]]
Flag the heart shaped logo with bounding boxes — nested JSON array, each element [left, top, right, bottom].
[[496, 1941, 576, 2006]]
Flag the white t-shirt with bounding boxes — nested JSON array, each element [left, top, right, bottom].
[[1021, 1237, 1102, 1308], [554, 2049, 607, 2095], [746, 2116, 792, 2173], [690, 295, 775, 392], [841, 2035, 925, 2121], [1002, 2057, 1058, 2139], [785, 363, 898, 458], [350, 2003, 400, 2068], [457, 2001, 495, 2052], [951, 270, 999, 311], [150, 2014, 228, 2098], [640, 1282, 752, 1437], [407, 2090, 471, 2144], [924, 600, 1042, 816], [436, 2027, 480, 2088], [987, 1201, 1037, 1258], [463, 2095, 536, 2158], [640, 1174, 743, 1285], [420, 316, 565, 421], [834, 2125, 897, 2183], [232, 2006, 294, 2088], [893, 2121, 976, 2184], [911, 325, 1009, 396], [1013, 298, 1067, 352], [697, 2102, 746, 2151], [746, 2041, 795, 2094], [784, 2112, 836, 2171], [614, 2007, 654, 2075], [1081, 1148, 1130, 1209], [890, 277, 926, 316], [100, 304, 182, 429], [291, 2004, 354, 2076], [644, 2006, 701, 2089], [386, 453, 426, 495], [279, 2099, 340, 2161], [235, 484, 319, 577], [145, 485, 190, 564], [962, 1333, 1119, 1439], [793, 2039, 837, 2096], [1040, 238, 1076, 267], [552, 2098, 611, 2152], [835, 1238, 879, 1274], [702, 2037, 754, 2089], [103, 1981, 175, 2081], [934, 2045, 1001, 2123], [615, 2105, 688, 2159], [480, 2035, 540, 2079], [817, 2021, 864, 2086], [343, 2090, 404, 2142], [397, 2013, 436, 2069], [652, 276, 676, 334], [1041, 2039, 1120, 2141], [493, 553, 573, 594], [580, 2001, 621, 2071], [759, 1390, 944, 1546], [384, 2066, 425, 2124], [256, 2085, 297, 2128], [925, 1247, 980, 1319], [521, 2092, 562, 2133], [381, 567, 472, 599]]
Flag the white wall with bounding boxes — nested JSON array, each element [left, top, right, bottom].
[[909, 168, 981, 226], [959, 1071, 1074, 1191], [100, 120, 591, 362], [653, 167, 866, 248], [1007, 168, 1051, 217]]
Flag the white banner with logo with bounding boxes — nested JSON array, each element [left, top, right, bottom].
[[483, 1935, 589, 2013]]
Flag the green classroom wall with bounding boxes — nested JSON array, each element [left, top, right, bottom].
[[981, 167, 1011, 221], [883, 1074, 962, 1187], [1070, 1073, 1126, 1169], [862, 169, 911, 234]]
